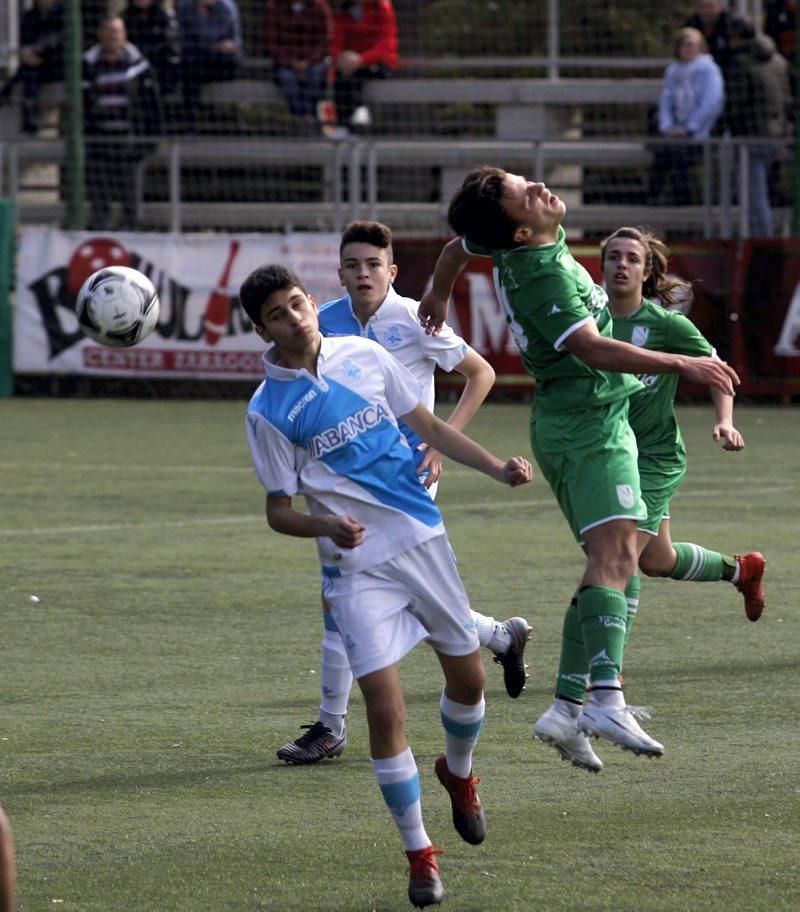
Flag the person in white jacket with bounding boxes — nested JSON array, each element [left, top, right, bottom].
[[650, 27, 725, 205]]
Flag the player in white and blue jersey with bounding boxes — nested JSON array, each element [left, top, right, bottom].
[[276, 221, 533, 768], [241, 263, 532, 909]]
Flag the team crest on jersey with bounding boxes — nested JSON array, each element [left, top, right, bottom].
[[632, 326, 650, 347], [340, 358, 363, 381], [383, 324, 403, 349], [616, 484, 635, 509]]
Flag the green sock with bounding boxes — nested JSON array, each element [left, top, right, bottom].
[[577, 586, 627, 685], [624, 573, 641, 644], [671, 543, 736, 582], [555, 599, 589, 703]]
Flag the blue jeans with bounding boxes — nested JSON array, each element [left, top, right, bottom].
[[273, 60, 329, 119], [748, 144, 777, 238]]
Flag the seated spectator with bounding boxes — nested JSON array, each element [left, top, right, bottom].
[[650, 27, 724, 206], [262, 0, 332, 128], [330, 0, 397, 133], [121, 0, 181, 96], [176, 0, 241, 130], [83, 16, 162, 230], [0, 0, 64, 135], [725, 18, 792, 236]]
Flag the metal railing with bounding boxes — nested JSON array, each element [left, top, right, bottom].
[[0, 134, 792, 239]]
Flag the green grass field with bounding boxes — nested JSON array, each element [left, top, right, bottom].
[[1, 399, 798, 911]]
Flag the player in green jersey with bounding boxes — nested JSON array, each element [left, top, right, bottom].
[[601, 226, 765, 637], [418, 165, 740, 770]]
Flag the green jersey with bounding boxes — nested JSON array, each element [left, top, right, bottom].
[[465, 228, 642, 413], [611, 297, 713, 462]]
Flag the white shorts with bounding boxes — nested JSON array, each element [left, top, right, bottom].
[[321, 533, 480, 679]]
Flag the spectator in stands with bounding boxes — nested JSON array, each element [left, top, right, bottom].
[[683, 0, 751, 78], [261, 0, 333, 127], [330, 0, 398, 133], [725, 18, 792, 237], [83, 16, 162, 230], [176, 0, 241, 130], [0, 0, 64, 135], [650, 27, 724, 206], [765, 0, 797, 64], [122, 0, 181, 96]]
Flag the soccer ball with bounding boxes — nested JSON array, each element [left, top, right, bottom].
[[76, 265, 160, 347]]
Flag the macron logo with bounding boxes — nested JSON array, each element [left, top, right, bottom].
[[309, 403, 390, 457], [549, 303, 561, 314], [287, 388, 318, 422]]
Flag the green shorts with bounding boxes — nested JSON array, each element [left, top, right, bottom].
[[636, 453, 687, 535], [530, 397, 645, 543]]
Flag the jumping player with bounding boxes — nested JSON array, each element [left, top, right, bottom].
[[418, 166, 739, 770]]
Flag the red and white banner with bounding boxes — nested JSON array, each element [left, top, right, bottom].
[[14, 229, 800, 393], [14, 228, 344, 379]]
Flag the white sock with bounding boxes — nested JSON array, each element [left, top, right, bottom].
[[440, 691, 485, 779], [471, 610, 496, 648], [588, 683, 625, 709], [472, 611, 511, 654], [554, 696, 581, 720], [371, 748, 430, 852], [318, 710, 345, 739], [319, 627, 353, 719]]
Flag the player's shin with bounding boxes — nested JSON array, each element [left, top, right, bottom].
[[577, 586, 627, 689]]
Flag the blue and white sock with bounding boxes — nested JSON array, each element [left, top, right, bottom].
[[371, 747, 430, 852], [440, 691, 485, 779]]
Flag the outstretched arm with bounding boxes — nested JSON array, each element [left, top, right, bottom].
[[418, 238, 474, 335], [565, 321, 740, 396], [401, 403, 532, 486], [417, 347, 496, 488]]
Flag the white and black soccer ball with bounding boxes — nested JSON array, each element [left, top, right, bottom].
[[76, 265, 160, 347]]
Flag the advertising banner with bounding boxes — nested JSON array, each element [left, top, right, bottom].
[[13, 229, 800, 394], [736, 240, 800, 393], [14, 228, 343, 379]]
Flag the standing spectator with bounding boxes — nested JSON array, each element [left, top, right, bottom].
[[764, 0, 796, 64], [0, 0, 64, 135], [331, 0, 398, 133], [650, 27, 724, 205], [683, 0, 751, 78], [725, 19, 792, 237], [122, 0, 181, 96], [261, 0, 332, 126], [83, 16, 162, 230], [176, 0, 241, 130]]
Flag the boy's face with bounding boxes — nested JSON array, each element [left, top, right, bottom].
[[339, 242, 397, 312], [255, 285, 319, 352], [500, 172, 566, 239]]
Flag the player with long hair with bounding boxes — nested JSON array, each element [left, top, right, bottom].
[[599, 226, 764, 647]]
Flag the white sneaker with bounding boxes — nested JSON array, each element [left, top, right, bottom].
[[350, 105, 372, 127], [577, 701, 664, 757], [534, 703, 603, 773]]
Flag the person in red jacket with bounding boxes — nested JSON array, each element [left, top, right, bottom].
[[262, 0, 332, 125], [331, 0, 397, 132]]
